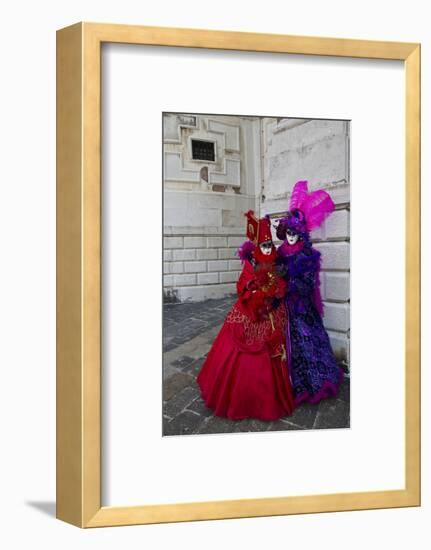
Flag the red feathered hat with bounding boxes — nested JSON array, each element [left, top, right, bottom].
[[245, 210, 273, 245], [245, 210, 258, 243], [257, 216, 273, 244]]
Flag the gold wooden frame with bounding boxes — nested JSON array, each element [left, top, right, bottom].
[[56, 22, 421, 528]]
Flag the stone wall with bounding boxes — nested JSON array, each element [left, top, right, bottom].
[[163, 113, 261, 302], [163, 230, 244, 302]]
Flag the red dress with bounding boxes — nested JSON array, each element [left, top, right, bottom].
[[196, 259, 295, 421]]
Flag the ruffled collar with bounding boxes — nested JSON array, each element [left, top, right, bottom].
[[278, 240, 305, 257]]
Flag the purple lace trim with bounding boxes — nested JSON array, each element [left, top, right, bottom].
[[294, 367, 345, 406]]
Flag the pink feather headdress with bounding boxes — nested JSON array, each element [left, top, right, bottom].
[[288, 180, 335, 232]]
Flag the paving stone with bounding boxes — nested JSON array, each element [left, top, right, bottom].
[[163, 299, 234, 349], [232, 418, 271, 433], [163, 341, 178, 353], [163, 372, 195, 401], [288, 402, 318, 429], [188, 318, 210, 327], [266, 419, 304, 431], [170, 335, 193, 347], [185, 396, 214, 418], [162, 336, 176, 351], [197, 415, 238, 434], [163, 410, 205, 436], [190, 311, 225, 322], [164, 386, 199, 418], [337, 377, 350, 403], [181, 356, 206, 377], [170, 325, 208, 344], [313, 398, 350, 429], [171, 355, 195, 370]]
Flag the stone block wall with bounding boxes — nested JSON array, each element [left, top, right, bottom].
[[163, 230, 244, 302], [314, 208, 350, 365]]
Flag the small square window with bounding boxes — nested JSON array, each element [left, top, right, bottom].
[[191, 139, 215, 161]]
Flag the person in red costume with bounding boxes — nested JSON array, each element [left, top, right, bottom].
[[196, 211, 296, 421]]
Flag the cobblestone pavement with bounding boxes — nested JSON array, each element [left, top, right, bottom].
[[163, 296, 350, 436]]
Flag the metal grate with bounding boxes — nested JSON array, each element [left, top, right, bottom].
[[191, 139, 215, 161]]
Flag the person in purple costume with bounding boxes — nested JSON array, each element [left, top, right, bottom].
[[275, 180, 344, 406]]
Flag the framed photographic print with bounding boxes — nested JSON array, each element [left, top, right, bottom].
[[56, 22, 421, 527]]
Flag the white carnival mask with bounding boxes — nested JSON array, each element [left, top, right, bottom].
[[259, 241, 273, 256], [286, 233, 299, 245]]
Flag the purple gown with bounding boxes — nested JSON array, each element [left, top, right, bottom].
[[276, 240, 344, 405]]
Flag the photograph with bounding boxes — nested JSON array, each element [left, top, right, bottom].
[[162, 112, 350, 436]]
